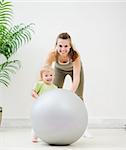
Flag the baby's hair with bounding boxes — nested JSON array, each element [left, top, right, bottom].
[[40, 65, 54, 79]]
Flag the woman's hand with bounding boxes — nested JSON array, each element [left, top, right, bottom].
[[70, 84, 76, 93]]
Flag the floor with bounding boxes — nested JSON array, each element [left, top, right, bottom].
[[0, 128, 126, 150]]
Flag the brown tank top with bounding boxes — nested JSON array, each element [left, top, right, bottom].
[[55, 59, 73, 71]]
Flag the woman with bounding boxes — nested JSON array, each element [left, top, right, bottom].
[[44, 32, 92, 137], [45, 32, 84, 100]]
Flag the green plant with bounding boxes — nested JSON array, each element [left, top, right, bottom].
[[0, 0, 34, 87]]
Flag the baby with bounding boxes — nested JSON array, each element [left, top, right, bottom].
[[31, 65, 57, 142]]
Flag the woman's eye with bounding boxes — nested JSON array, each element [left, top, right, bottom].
[[59, 45, 62, 47], [65, 45, 68, 48]]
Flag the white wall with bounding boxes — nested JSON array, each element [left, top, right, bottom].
[[0, 0, 126, 127]]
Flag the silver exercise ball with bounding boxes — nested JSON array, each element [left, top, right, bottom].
[[31, 89, 88, 145]]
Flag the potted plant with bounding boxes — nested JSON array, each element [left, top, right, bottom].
[[0, 0, 34, 126]]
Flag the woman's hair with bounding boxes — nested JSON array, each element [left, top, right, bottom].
[[40, 65, 54, 80], [55, 32, 79, 62]]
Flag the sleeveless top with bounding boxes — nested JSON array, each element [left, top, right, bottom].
[[55, 58, 73, 71]]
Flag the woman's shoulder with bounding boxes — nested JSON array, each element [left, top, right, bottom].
[[48, 49, 55, 54], [49, 50, 57, 57], [47, 50, 57, 63]]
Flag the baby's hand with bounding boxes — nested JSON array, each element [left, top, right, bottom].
[[32, 90, 39, 99]]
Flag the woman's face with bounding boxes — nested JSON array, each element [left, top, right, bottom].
[[56, 38, 71, 56]]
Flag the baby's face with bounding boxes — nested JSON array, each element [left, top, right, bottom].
[[42, 70, 55, 85]]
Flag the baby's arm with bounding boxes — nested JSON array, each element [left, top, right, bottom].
[[31, 90, 39, 99], [31, 81, 41, 99]]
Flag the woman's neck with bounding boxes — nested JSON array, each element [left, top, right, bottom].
[[58, 55, 69, 63]]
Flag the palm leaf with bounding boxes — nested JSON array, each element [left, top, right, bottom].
[[0, 0, 13, 27], [0, 60, 21, 87], [0, 23, 34, 59], [0, 0, 34, 87], [11, 23, 34, 46]]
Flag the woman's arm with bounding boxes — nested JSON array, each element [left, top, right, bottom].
[[71, 56, 81, 92]]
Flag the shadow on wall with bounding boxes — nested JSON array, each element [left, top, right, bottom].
[[0, 107, 2, 126]]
